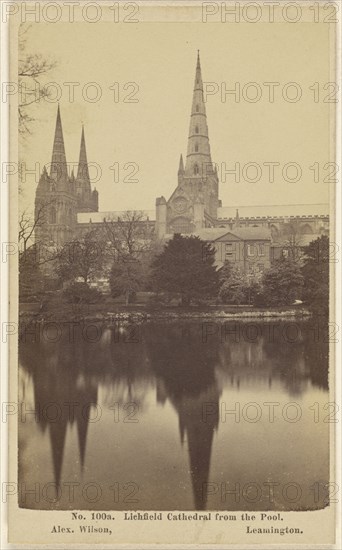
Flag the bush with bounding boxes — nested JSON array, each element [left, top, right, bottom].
[[253, 292, 267, 307], [62, 282, 102, 304], [261, 259, 304, 306], [219, 279, 246, 305]]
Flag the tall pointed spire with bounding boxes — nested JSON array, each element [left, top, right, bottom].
[[185, 52, 213, 178], [178, 154, 184, 175], [50, 104, 68, 180], [77, 125, 90, 187]]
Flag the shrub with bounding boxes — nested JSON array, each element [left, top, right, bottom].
[[62, 282, 102, 304]]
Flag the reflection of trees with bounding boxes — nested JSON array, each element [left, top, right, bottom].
[[261, 320, 328, 395], [302, 319, 329, 391], [215, 321, 328, 397]]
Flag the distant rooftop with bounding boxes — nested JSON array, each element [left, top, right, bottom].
[[193, 227, 272, 241], [77, 210, 156, 224], [218, 204, 329, 219], [77, 203, 329, 225]]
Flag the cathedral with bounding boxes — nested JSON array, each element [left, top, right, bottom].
[[35, 52, 329, 272], [35, 105, 99, 246]]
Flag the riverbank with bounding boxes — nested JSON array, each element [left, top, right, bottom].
[[19, 302, 313, 323]]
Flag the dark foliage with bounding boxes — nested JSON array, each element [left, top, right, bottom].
[[152, 234, 219, 306]]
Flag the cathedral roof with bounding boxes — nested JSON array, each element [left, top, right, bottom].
[[77, 210, 156, 223], [218, 203, 329, 220]]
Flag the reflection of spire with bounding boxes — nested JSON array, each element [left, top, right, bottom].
[[23, 337, 100, 488], [49, 416, 68, 488], [178, 384, 220, 510], [148, 322, 221, 509], [179, 416, 185, 446], [156, 379, 167, 405], [75, 383, 98, 471], [76, 409, 89, 471]]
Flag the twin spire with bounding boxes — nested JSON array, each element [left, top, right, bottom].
[[51, 53, 211, 186], [50, 104, 90, 187]]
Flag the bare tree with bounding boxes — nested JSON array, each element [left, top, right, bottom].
[[18, 199, 59, 268], [102, 210, 155, 261], [19, 203, 46, 254], [282, 220, 305, 264], [55, 230, 105, 285], [18, 25, 57, 137]]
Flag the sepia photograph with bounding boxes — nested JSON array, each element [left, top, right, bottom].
[[2, 1, 340, 547]]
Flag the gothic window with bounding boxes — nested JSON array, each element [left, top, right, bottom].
[[195, 125, 199, 134], [194, 164, 199, 175], [300, 223, 313, 235], [50, 207, 57, 224], [270, 224, 279, 239], [195, 143, 199, 152], [172, 217, 192, 234], [284, 223, 295, 236], [196, 104, 199, 112]]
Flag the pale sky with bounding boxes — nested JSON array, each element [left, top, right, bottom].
[[19, 19, 333, 215]]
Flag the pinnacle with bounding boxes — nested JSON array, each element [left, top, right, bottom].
[[50, 104, 68, 180]]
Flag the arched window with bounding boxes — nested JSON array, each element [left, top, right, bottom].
[[195, 143, 199, 152], [300, 223, 313, 235], [194, 164, 199, 175], [270, 224, 279, 239], [195, 125, 199, 134], [172, 217, 192, 234], [196, 104, 199, 112], [50, 207, 57, 224]]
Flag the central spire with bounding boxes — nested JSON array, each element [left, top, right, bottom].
[[50, 105, 68, 180], [185, 52, 213, 178], [77, 125, 90, 187]]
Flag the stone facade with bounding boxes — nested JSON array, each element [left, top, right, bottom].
[[35, 55, 329, 274]]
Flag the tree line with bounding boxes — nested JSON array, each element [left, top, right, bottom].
[[19, 208, 329, 315]]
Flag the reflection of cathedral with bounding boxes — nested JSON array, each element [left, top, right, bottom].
[[19, 320, 328, 510], [18, 331, 99, 497], [35, 53, 329, 271]]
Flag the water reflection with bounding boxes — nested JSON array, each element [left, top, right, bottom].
[[18, 319, 329, 511]]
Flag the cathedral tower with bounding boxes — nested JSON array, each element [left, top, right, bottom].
[[185, 51, 214, 179], [156, 52, 220, 237], [35, 107, 98, 247]]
